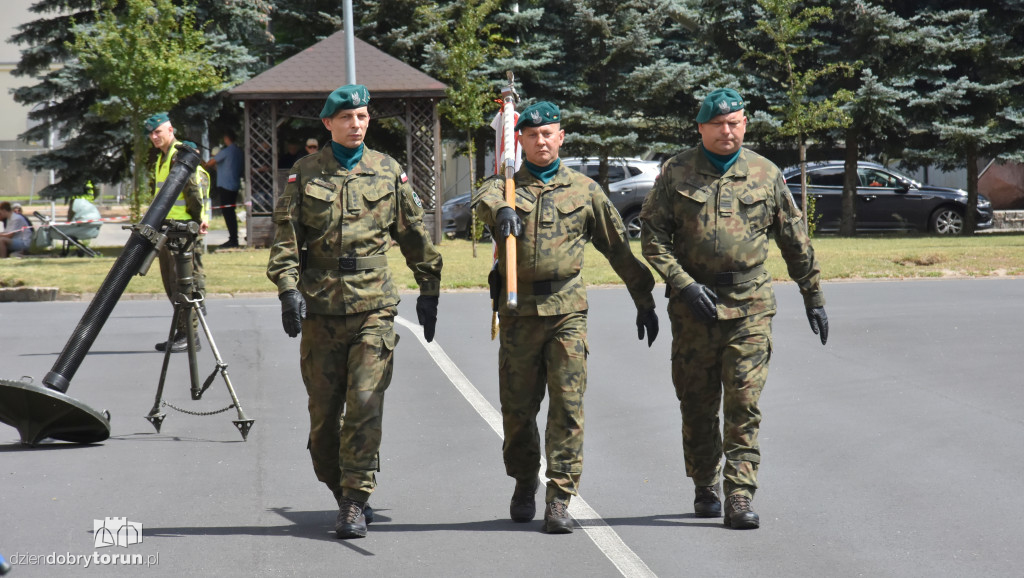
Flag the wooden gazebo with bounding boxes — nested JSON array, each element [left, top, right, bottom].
[[229, 31, 447, 246]]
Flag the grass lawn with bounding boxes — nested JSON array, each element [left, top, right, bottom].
[[3, 233, 1024, 296]]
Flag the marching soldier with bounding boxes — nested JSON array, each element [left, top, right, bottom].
[[267, 84, 443, 539], [640, 88, 829, 529], [475, 101, 659, 534]]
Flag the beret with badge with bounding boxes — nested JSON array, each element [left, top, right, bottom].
[[143, 112, 170, 133], [515, 101, 561, 132], [320, 84, 372, 118], [695, 88, 745, 123]]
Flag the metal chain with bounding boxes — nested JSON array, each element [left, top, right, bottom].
[[162, 400, 235, 416]]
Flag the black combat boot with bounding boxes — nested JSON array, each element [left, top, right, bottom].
[[543, 497, 573, 534], [155, 334, 200, 353], [723, 494, 759, 529], [510, 479, 538, 522], [694, 485, 722, 518], [336, 497, 368, 539]]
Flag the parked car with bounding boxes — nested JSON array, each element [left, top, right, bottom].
[[783, 161, 993, 235], [562, 157, 661, 239], [442, 192, 485, 239]]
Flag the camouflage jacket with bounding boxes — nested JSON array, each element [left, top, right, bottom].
[[640, 147, 824, 319], [474, 162, 655, 316], [266, 146, 442, 316]]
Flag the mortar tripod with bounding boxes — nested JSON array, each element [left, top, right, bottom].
[[143, 221, 253, 440]]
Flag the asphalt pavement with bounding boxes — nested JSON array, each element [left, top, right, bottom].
[[1, 279, 1022, 577]]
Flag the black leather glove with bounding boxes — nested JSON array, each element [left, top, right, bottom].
[[416, 295, 438, 343], [680, 283, 718, 323], [496, 207, 523, 239], [636, 308, 659, 347], [807, 306, 828, 345], [279, 289, 306, 338]]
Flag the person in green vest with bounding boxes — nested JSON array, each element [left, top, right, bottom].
[[144, 112, 212, 353]]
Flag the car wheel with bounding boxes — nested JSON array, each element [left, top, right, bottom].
[[622, 210, 642, 240], [931, 206, 964, 235]]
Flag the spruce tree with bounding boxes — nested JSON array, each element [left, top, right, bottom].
[[10, 0, 270, 201], [896, 3, 1024, 234]]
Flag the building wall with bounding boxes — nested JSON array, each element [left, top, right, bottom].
[[2, 0, 52, 199]]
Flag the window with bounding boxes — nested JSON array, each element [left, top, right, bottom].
[[805, 167, 845, 187]]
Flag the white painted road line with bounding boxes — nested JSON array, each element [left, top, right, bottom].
[[396, 315, 657, 578]]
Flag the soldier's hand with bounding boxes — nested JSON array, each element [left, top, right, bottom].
[[636, 308, 659, 347], [680, 283, 718, 323], [416, 295, 439, 343], [279, 289, 306, 338], [496, 207, 523, 239], [807, 306, 828, 345]]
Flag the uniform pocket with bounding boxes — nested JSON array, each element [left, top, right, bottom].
[[360, 182, 395, 229], [738, 186, 771, 231], [302, 180, 338, 232]]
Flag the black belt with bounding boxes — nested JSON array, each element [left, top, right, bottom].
[[703, 264, 765, 286], [307, 255, 389, 272], [518, 274, 581, 296]]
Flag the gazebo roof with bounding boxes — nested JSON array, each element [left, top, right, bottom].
[[230, 31, 447, 101]]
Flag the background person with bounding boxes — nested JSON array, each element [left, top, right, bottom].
[[267, 84, 443, 540], [203, 128, 244, 249], [144, 112, 212, 352], [640, 88, 829, 530], [473, 101, 659, 534], [0, 201, 32, 258]]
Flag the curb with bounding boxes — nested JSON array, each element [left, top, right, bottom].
[[0, 287, 60, 302]]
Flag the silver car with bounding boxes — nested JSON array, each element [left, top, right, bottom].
[[562, 157, 661, 240]]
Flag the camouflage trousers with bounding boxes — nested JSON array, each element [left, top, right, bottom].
[[300, 307, 398, 504], [669, 300, 773, 500], [499, 312, 588, 503], [158, 240, 205, 336]]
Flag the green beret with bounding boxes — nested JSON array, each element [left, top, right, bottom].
[[144, 112, 170, 133], [515, 101, 561, 131], [696, 88, 745, 123], [320, 84, 371, 118]]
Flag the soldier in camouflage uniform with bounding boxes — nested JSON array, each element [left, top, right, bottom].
[[474, 101, 659, 534], [266, 84, 443, 540], [144, 113, 211, 353], [640, 88, 829, 529]]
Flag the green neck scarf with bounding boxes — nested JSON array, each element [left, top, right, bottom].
[[702, 146, 740, 174], [331, 142, 364, 171], [523, 158, 561, 183]]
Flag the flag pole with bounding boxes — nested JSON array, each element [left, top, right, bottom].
[[500, 71, 519, 311]]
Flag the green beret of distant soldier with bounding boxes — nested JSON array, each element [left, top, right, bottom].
[[144, 112, 170, 133], [515, 101, 561, 132], [695, 88, 745, 123], [320, 84, 371, 118]]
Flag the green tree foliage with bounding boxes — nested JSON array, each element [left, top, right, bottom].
[[897, 4, 1024, 234], [69, 0, 224, 217], [11, 0, 269, 201], [418, 0, 508, 252], [825, 1, 913, 236], [742, 0, 856, 231]]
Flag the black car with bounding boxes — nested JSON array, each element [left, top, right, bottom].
[[442, 192, 483, 239], [784, 161, 993, 235]]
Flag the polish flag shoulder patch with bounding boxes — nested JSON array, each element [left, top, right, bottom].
[[400, 172, 409, 183], [288, 174, 297, 183]]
